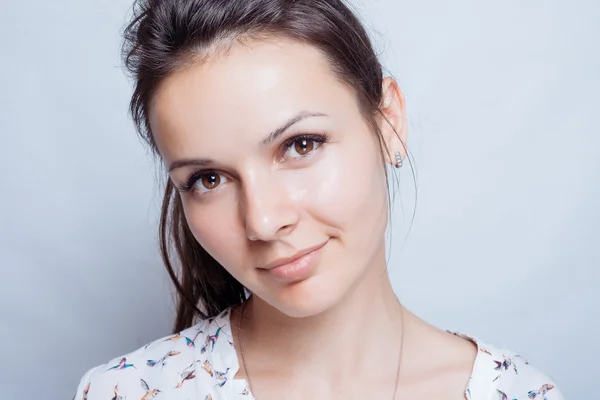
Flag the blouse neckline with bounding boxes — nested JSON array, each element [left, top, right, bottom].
[[205, 308, 495, 399]]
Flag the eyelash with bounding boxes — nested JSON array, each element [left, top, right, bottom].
[[177, 132, 331, 193]]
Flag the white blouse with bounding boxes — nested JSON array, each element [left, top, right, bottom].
[[74, 308, 564, 399]]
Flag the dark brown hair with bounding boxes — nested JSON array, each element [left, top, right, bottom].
[[122, 0, 403, 332]]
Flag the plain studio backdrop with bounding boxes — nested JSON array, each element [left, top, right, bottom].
[[0, 0, 598, 398]]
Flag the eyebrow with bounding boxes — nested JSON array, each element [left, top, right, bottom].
[[167, 111, 328, 172], [259, 111, 328, 145]]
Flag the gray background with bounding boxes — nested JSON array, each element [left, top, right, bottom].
[[1, 0, 598, 398]]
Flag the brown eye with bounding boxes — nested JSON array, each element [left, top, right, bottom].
[[294, 139, 315, 156], [181, 171, 229, 195], [201, 173, 220, 190], [282, 134, 329, 161]]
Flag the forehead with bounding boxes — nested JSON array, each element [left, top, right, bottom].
[[149, 37, 358, 161]]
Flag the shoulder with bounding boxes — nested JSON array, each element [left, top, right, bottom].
[[493, 349, 564, 400], [452, 333, 565, 400], [73, 309, 238, 400]]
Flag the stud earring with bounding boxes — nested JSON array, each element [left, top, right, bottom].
[[395, 151, 403, 168]]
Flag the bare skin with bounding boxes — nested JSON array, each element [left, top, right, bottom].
[[149, 36, 477, 399]]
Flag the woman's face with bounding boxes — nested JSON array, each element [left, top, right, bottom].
[[149, 37, 401, 317]]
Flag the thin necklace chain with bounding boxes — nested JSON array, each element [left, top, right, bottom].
[[236, 300, 405, 399]]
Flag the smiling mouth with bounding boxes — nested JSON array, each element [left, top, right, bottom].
[[259, 240, 329, 271], [258, 239, 329, 282]]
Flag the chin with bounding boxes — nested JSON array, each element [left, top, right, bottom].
[[260, 273, 349, 319]]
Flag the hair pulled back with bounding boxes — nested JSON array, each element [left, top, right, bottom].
[[122, 0, 389, 331]]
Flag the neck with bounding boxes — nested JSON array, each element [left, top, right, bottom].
[[238, 247, 404, 381]]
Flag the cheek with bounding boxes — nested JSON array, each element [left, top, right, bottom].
[[304, 142, 388, 234], [181, 196, 246, 273]]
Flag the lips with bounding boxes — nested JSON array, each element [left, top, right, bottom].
[[258, 239, 329, 282], [259, 240, 329, 271]]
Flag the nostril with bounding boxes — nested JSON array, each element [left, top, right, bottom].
[[279, 224, 295, 235], [245, 216, 297, 242]]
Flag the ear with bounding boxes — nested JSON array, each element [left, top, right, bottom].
[[378, 77, 408, 167]]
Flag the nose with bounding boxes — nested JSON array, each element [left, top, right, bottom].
[[241, 170, 299, 242]]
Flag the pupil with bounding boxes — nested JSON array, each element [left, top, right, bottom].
[[296, 139, 313, 154], [203, 174, 219, 189]]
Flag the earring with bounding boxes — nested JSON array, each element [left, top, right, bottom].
[[396, 151, 404, 168], [395, 151, 403, 168]]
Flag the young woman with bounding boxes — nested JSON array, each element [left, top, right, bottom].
[[75, 0, 564, 399]]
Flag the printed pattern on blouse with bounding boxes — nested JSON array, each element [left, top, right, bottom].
[[74, 309, 565, 400]]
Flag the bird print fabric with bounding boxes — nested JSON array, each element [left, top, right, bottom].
[[74, 308, 565, 399]]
